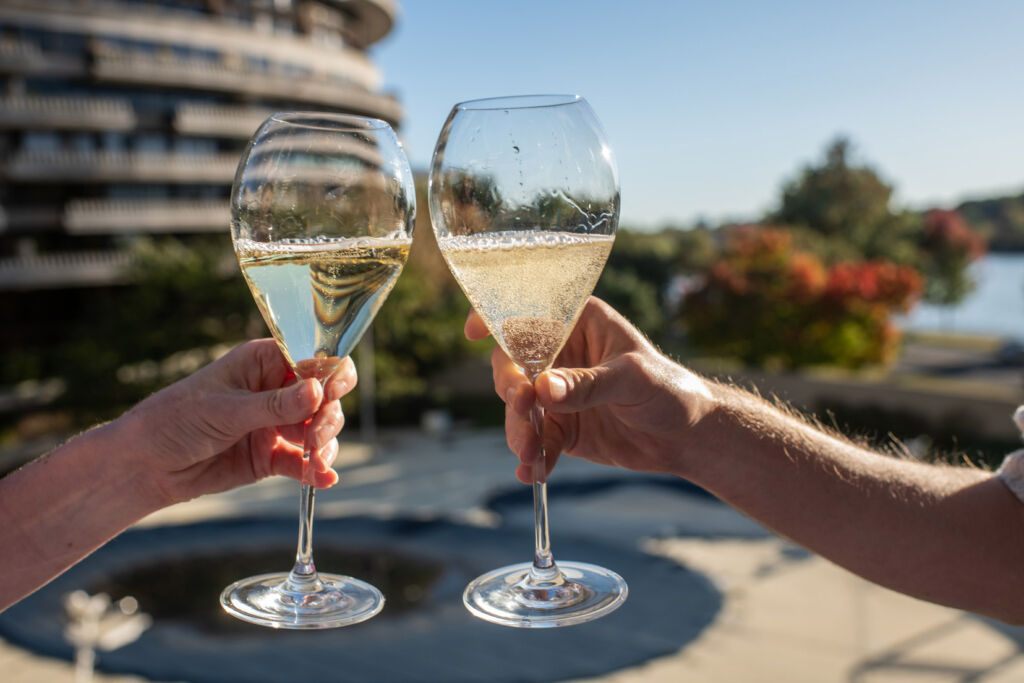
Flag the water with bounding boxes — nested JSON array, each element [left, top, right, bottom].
[[899, 253, 1024, 341]]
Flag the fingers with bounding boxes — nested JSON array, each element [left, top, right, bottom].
[[535, 358, 636, 414], [232, 338, 295, 392], [246, 378, 324, 433], [492, 345, 531, 406], [269, 437, 340, 489], [273, 357, 354, 447], [503, 390, 564, 484], [464, 309, 491, 340], [505, 396, 539, 466], [322, 357, 357, 401], [275, 400, 344, 474], [514, 451, 560, 484], [305, 398, 344, 457]]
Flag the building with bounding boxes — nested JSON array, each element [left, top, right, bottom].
[[0, 0, 401, 291]]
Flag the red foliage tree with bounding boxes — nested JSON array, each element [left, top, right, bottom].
[[918, 209, 986, 306], [682, 225, 922, 368]]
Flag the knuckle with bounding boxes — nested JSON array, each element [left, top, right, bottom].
[[267, 387, 289, 419], [619, 351, 649, 377]]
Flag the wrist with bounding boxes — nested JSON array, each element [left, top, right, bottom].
[[670, 378, 752, 485], [0, 414, 167, 608], [98, 407, 178, 513]]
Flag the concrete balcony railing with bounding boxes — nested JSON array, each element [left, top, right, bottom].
[[0, 250, 135, 290], [64, 198, 229, 235], [0, 95, 136, 132], [0, 38, 85, 78], [0, 0, 382, 88], [92, 49, 402, 124], [326, 0, 397, 49], [174, 103, 274, 139], [5, 150, 239, 184]]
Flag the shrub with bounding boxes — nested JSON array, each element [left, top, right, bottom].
[[681, 226, 922, 368]]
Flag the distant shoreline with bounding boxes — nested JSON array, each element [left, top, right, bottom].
[[899, 253, 1024, 342]]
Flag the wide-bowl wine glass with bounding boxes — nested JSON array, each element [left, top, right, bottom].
[[429, 94, 626, 627], [222, 112, 415, 629]]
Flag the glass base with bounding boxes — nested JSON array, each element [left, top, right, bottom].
[[463, 561, 627, 628], [220, 572, 384, 629]]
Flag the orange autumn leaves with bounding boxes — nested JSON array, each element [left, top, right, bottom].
[[683, 227, 923, 368]]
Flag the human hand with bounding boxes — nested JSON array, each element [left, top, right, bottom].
[[121, 339, 356, 505], [466, 297, 715, 483]]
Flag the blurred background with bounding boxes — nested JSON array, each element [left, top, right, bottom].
[[2, 0, 1022, 470], [1, 1, 1023, 681]]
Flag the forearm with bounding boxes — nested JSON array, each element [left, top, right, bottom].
[[0, 416, 163, 611], [683, 381, 1024, 623]]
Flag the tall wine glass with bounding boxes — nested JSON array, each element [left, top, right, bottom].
[[429, 94, 626, 627], [222, 112, 415, 629]]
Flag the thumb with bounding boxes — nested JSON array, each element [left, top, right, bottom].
[[234, 379, 323, 435], [536, 362, 625, 413]]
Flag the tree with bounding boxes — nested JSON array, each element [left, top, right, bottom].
[[681, 226, 922, 368], [771, 137, 983, 305], [918, 209, 986, 306], [957, 192, 1024, 252], [365, 179, 491, 417], [595, 227, 714, 343]]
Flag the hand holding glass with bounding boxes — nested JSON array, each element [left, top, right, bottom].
[[222, 112, 415, 629], [429, 94, 626, 627]]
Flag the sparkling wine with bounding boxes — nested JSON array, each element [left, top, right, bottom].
[[439, 231, 614, 375], [237, 237, 410, 380]]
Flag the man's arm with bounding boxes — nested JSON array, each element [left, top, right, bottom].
[[690, 384, 1024, 623], [476, 298, 1024, 624]]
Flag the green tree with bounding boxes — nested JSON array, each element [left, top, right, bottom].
[[918, 209, 986, 306], [595, 227, 713, 343], [957, 193, 1024, 252], [364, 180, 491, 417], [771, 137, 983, 305], [681, 227, 922, 368], [50, 235, 255, 419], [772, 138, 919, 263]]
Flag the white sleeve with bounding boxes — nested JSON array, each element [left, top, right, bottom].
[[996, 406, 1024, 503]]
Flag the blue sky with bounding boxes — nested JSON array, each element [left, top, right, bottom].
[[373, 1, 1024, 229]]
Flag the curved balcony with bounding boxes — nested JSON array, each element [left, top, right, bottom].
[[324, 0, 398, 49], [0, 0, 381, 89], [173, 103, 274, 139], [93, 48, 402, 124], [5, 151, 239, 184], [0, 96, 135, 132], [0, 250, 135, 290], [0, 38, 85, 78], [64, 198, 229, 235]]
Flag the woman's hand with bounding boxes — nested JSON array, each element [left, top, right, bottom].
[[122, 339, 356, 505]]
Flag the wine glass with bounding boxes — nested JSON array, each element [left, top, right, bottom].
[[428, 94, 626, 627], [221, 112, 415, 629]]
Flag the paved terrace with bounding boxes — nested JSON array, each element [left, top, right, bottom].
[[4, 428, 1024, 682]]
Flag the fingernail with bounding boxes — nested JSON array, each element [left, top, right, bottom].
[[292, 379, 316, 409], [511, 439, 523, 455], [505, 386, 516, 405], [547, 372, 567, 402], [289, 384, 307, 411]]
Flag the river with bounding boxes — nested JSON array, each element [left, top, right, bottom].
[[899, 253, 1024, 342]]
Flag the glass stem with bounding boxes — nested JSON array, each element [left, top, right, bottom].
[[530, 399, 556, 573], [287, 436, 323, 593]]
